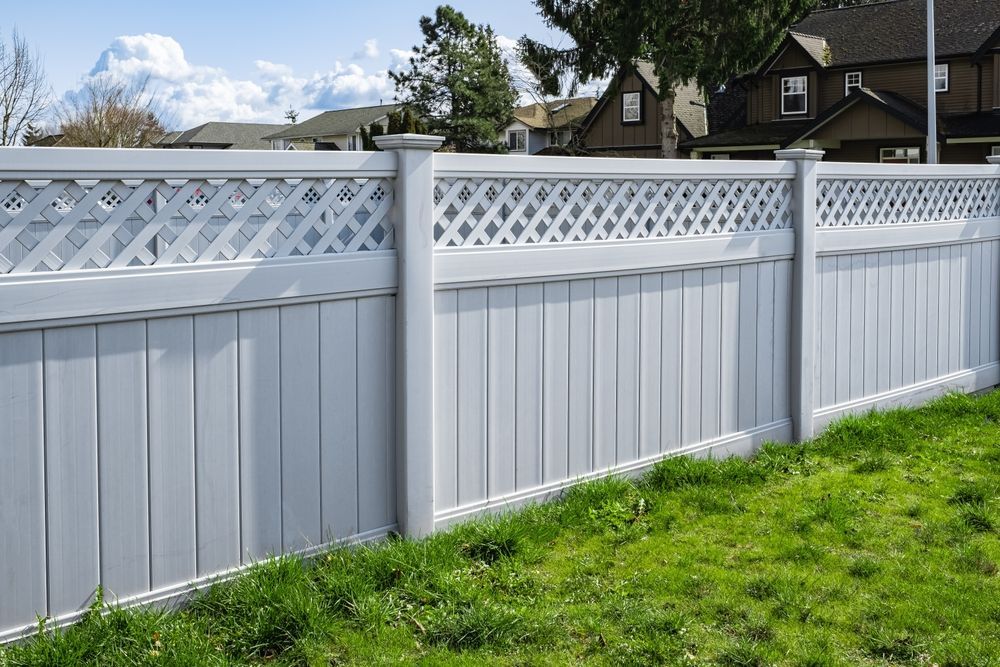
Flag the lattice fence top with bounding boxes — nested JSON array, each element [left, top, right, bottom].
[[433, 177, 793, 247], [0, 176, 393, 274], [817, 177, 1000, 227]]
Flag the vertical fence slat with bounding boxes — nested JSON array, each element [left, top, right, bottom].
[[0, 331, 46, 628], [701, 267, 723, 439], [681, 270, 703, 445], [660, 271, 683, 453], [434, 291, 458, 511], [193, 312, 240, 576], [147, 317, 196, 588], [97, 321, 150, 600], [357, 296, 395, 532], [44, 326, 100, 613], [320, 300, 359, 540], [487, 286, 517, 497], [568, 280, 595, 475], [639, 273, 662, 458], [279, 304, 322, 550], [457, 288, 488, 505], [720, 266, 741, 434], [593, 277, 618, 468], [515, 284, 544, 486], [616, 276, 640, 463], [237, 308, 282, 561], [542, 281, 570, 482]]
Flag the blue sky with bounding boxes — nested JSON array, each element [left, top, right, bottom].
[[8, 0, 569, 129]]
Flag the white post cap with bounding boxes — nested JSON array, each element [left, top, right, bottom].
[[774, 148, 825, 161], [374, 133, 445, 151], [987, 155, 1000, 165]]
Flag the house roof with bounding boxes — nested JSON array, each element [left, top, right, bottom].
[[790, 0, 1000, 68], [680, 119, 812, 150], [264, 104, 400, 140], [781, 87, 934, 147], [155, 122, 288, 150], [789, 32, 829, 67], [512, 97, 598, 130], [942, 111, 1000, 138], [633, 61, 708, 138]]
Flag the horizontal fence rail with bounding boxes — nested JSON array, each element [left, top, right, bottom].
[[1, 143, 999, 643]]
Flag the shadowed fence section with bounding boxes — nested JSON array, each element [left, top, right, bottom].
[[1, 142, 998, 641]]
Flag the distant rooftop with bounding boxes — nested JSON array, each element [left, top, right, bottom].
[[155, 122, 289, 150], [264, 104, 401, 141]]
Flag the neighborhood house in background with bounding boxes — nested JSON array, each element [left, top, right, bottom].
[[682, 0, 1000, 162], [503, 97, 596, 154], [263, 104, 400, 151], [577, 61, 710, 159], [153, 122, 289, 150]]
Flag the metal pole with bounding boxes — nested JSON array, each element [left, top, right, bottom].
[[926, 0, 938, 164]]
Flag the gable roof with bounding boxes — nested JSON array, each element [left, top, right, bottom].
[[512, 97, 598, 130], [680, 119, 811, 150], [790, 0, 1000, 68], [782, 87, 935, 147], [155, 122, 288, 150], [632, 61, 707, 138], [264, 104, 400, 140]]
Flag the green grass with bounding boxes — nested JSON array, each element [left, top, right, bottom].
[[4, 391, 1000, 666]]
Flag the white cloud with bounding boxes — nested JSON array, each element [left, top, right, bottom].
[[354, 39, 380, 60], [73, 33, 398, 129]]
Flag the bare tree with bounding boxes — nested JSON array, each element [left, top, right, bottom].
[[0, 29, 50, 146], [57, 76, 166, 148]]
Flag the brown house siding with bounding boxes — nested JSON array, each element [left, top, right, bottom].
[[582, 71, 661, 153], [808, 104, 925, 142]]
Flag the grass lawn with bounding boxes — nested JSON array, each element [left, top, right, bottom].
[[3, 392, 1000, 666]]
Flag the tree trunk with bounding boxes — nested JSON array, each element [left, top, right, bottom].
[[659, 91, 679, 159]]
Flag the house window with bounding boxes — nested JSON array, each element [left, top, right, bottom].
[[781, 76, 807, 115], [507, 129, 526, 152], [347, 134, 361, 150], [622, 91, 642, 123], [709, 153, 731, 160], [934, 63, 949, 92], [992, 146, 1000, 156], [880, 147, 920, 164], [548, 130, 570, 146], [845, 71, 862, 95]]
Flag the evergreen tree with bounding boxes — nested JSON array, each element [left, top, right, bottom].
[[390, 5, 517, 152], [526, 0, 814, 158], [361, 121, 385, 151], [20, 121, 44, 146]]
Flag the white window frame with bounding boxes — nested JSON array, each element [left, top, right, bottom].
[[880, 147, 921, 164], [934, 63, 949, 92], [991, 145, 1000, 156], [507, 129, 527, 152], [781, 75, 808, 115], [845, 71, 862, 95], [709, 153, 731, 160], [622, 91, 642, 123], [548, 130, 570, 147]]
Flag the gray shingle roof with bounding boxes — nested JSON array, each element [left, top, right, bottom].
[[792, 0, 1000, 67], [155, 122, 288, 150], [263, 104, 401, 140], [634, 61, 708, 138]]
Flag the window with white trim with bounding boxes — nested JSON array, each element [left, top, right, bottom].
[[507, 129, 526, 152], [880, 147, 920, 164], [781, 76, 807, 115], [622, 92, 642, 123], [934, 63, 949, 92], [548, 130, 570, 146], [845, 71, 862, 95], [347, 134, 361, 150], [992, 145, 1000, 156], [709, 153, 731, 160]]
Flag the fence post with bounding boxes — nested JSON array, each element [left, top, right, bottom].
[[774, 148, 824, 441], [375, 133, 445, 538]]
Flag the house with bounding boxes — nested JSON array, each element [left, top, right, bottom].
[[263, 104, 400, 150], [23, 133, 67, 147], [576, 61, 708, 158], [682, 0, 1000, 162], [503, 97, 598, 154], [153, 122, 289, 150]]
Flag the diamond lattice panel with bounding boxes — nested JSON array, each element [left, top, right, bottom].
[[432, 177, 793, 247], [816, 178, 1000, 227], [0, 177, 394, 273]]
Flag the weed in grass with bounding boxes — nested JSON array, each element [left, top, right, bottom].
[[957, 503, 995, 533], [717, 637, 769, 667], [861, 626, 925, 662], [950, 481, 991, 506], [187, 556, 332, 663], [456, 517, 532, 565], [846, 556, 880, 579], [953, 542, 998, 576], [852, 453, 890, 474]]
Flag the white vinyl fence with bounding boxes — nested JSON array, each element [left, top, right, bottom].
[[1, 140, 998, 641]]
